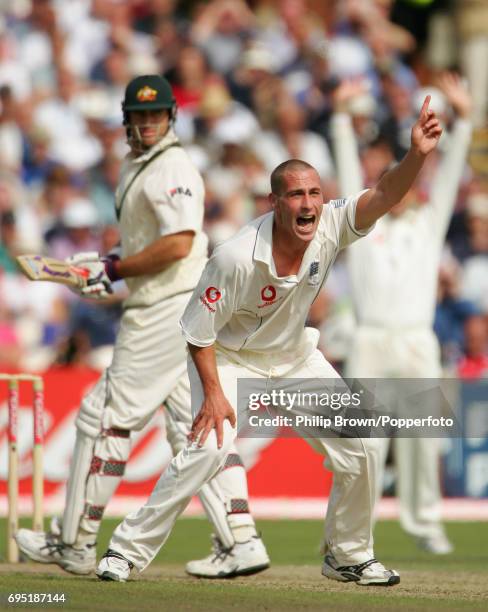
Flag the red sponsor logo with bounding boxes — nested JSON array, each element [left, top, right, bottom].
[[261, 285, 276, 302], [258, 285, 279, 308], [205, 287, 222, 303], [199, 286, 222, 312]]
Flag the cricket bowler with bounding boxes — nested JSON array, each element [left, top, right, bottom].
[[96, 96, 442, 585]]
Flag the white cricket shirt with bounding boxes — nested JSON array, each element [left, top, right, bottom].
[[116, 129, 208, 308], [181, 191, 371, 364]]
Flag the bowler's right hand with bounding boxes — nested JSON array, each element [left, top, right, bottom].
[[189, 391, 236, 449]]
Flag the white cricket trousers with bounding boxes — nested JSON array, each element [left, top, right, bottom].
[[346, 326, 445, 539], [109, 349, 382, 570]]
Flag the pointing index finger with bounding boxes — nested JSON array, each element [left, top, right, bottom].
[[420, 95, 431, 120]]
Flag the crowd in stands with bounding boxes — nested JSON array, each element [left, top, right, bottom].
[[0, 0, 487, 379]]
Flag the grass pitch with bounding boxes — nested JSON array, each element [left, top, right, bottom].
[[1, 518, 487, 611]]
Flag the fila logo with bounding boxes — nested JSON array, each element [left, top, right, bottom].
[[331, 198, 346, 208], [261, 285, 276, 302], [169, 187, 192, 197]]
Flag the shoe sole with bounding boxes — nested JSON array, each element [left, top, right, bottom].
[[322, 567, 400, 587], [187, 562, 270, 579], [96, 571, 127, 582], [357, 575, 400, 587]]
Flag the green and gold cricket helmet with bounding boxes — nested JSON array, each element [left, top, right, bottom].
[[122, 74, 176, 115]]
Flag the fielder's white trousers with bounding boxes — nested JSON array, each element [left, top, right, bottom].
[[346, 326, 445, 539], [109, 348, 382, 570]]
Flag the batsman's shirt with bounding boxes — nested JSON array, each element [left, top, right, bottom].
[[181, 191, 371, 366], [116, 129, 208, 308]]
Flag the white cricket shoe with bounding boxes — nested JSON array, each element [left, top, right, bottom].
[[416, 534, 454, 555], [15, 529, 96, 575], [186, 535, 270, 578], [96, 549, 134, 582], [322, 554, 400, 586]]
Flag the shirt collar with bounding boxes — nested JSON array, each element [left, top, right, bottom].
[[130, 128, 179, 164], [253, 211, 323, 279]]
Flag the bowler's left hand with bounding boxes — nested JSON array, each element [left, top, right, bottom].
[[411, 95, 443, 156]]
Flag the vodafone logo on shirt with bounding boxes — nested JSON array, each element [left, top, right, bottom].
[[261, 285, 276, 302], [205, 286, 222, 303], [258, 285, 279, 308], [200, 286, 222, 312]]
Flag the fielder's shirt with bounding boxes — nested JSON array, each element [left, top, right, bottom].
[[331, 112, 472, 328], [181, 191, 371, 365]]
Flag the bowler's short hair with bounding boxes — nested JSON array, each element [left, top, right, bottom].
[[270, 159, 316, 195]]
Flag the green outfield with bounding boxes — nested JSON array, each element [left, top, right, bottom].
[[1, 518, 487, 611]]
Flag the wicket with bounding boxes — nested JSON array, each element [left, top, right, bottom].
[[1, 374, 44, 563]]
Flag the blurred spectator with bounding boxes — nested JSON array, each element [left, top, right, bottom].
[[38, 165, 83, 235], [0, 17, 32, 101], [228, 42, 278, 116], [21, 125, 56, 190], [191, 0, 255, 76], [0, 209, 18, 273], [196, 80, 259, 149], [34, 67, 103, 171], [460, 192, 488, 314], [257, 0, 325, 74], [457, 315, 488, 379], [0, 302, 21, 367], [48, 197, 101, 260], [89, 153, 121, 225], [55, 297, 122, 370], [251, 92, 334, 184], [457, 0, 488, 129], [0, 85, 23, 171], [435, 250, 480, 370]]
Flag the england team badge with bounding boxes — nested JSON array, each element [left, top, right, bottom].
[[308, 260, 320, 286]]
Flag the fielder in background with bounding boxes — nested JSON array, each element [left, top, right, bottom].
[[96, 97, 442, 585], [330, 73, 472, 554], [16, 74, 269, 578]]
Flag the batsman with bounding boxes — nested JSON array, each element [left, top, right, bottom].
[[16, 74, 269, 577]]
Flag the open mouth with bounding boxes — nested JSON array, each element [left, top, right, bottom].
[[296, 214, 316, 228]]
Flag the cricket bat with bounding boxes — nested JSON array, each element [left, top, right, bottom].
[[16, 255, 90, 289]]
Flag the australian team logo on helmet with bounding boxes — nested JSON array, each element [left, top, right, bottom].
[[122, 74, 177, 152], [136, 86, 158, 102]]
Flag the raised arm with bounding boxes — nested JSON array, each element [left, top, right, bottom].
[[354, 96, 442, 230], [330, 79, 367, 197], [429, 73, 473, 237]]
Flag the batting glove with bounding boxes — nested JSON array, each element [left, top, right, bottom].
[[65, 251, 118, 300]]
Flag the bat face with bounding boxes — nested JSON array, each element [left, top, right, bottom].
[[16, 255, 89, 289]]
